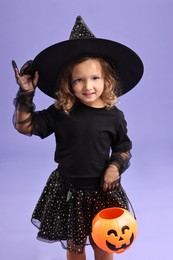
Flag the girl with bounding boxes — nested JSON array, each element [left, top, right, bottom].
[[12, 16, 143, 260]]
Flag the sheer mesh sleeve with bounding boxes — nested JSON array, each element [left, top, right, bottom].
[[13, 88, 36, 112], [13, 89, 36, 135], [13, 89, 56, 138], [108, 113, 132, 174], [109, 150, 132, 174]]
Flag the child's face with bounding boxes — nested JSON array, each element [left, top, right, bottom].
[[71, 59, 105, 107]]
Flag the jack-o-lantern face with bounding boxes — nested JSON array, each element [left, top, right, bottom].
[[92, 207, 137, 254], [106, 226, 134, 253]]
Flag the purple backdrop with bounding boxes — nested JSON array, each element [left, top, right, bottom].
[[0, 0, 173, 259]]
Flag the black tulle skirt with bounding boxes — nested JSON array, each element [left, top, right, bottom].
[[31, 169, 129, 254]]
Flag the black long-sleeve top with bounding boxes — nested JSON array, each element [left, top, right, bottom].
[[31, 101, 132, 180]]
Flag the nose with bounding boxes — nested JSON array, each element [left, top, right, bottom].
[[83, 79, 92, 91]]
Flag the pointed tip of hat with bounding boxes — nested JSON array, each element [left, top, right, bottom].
[[76, 15, 82, 21], [69, 15, 95, 39]]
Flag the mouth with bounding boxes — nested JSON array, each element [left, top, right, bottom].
[[83, 92, 95, 98], [106, 233, 134, 252]]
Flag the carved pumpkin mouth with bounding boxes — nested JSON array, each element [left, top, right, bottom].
[[106, 233, 134, 252]]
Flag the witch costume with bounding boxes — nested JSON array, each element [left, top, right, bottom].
[[13, 16, 144, 254]]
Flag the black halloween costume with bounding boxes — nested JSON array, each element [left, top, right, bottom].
[[12, 16, 144, 254], [13, 89, 132, 253]]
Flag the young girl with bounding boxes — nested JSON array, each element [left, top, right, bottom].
[[12, 16, 143, 260]]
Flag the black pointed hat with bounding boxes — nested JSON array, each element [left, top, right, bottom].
[[33, 16, 144, 98]]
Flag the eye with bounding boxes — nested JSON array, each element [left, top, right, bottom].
[[92, 76, 101, 80], [72, 78, 83, 85], [122, 226, 130, 234], [107, 229, 118, 237]]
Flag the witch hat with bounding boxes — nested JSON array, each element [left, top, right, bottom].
[[33, 16, 144, 98]]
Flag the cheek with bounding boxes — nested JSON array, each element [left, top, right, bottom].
[[100, 87, 105, 95], [98, 81, 105, 95], [72, 86, 81, 96]]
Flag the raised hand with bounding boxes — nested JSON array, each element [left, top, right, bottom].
[[12, 60, 39, 92]]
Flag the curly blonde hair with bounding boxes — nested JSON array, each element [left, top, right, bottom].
[[55, 56, 120, 114]]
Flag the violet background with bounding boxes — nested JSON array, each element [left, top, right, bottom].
[[0, 0, 173, 259]]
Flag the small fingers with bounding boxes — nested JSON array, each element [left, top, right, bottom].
[[103, 179, 120, 191], [20, 60, 33, 75], [103, 182, 112, 191], [12, 60, 37, 90], [33, 71, 39, 87], [12, 60, 19, 75], [12, 60, 18, 70], [103, 182, 108, 191], [12, 60, 21, 85], [111, 181, 120, 190], [12, 60, 33, 76]]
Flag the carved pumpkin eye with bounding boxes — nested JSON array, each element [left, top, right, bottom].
[[122, 225, 130, 234], [107, 229, 118, 236]]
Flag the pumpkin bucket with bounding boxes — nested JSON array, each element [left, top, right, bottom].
[[91, 207, 137, 254]]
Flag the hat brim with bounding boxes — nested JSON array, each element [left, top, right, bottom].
[[33, 38, 144, 98]]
